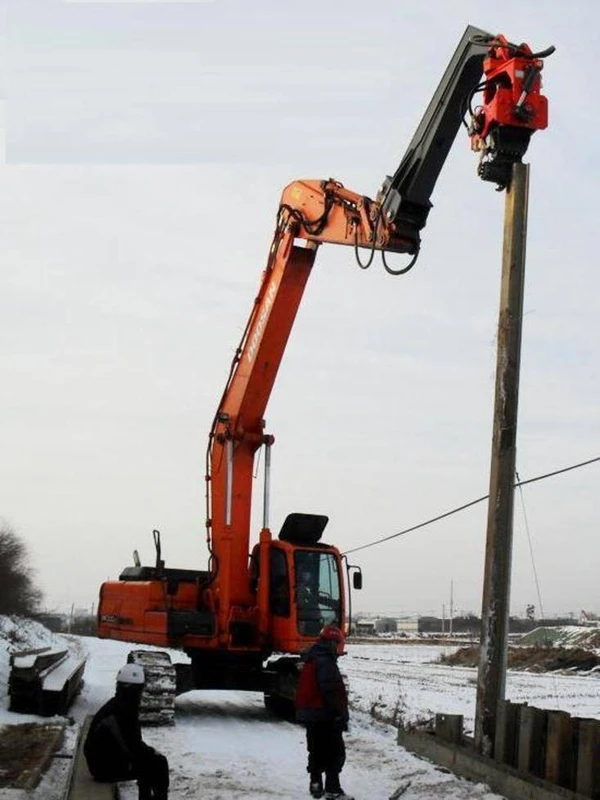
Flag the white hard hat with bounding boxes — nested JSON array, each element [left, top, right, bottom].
[[116, 663, 145, 686]]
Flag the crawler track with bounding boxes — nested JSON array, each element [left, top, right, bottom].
[[127, 650, 176, 726]]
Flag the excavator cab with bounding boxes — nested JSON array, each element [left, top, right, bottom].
[[293, 548, 341, 636], [265, 541, 343, 641], [253, 513, 356, 656]]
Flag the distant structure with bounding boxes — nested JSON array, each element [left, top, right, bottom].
[[579, 610, 600, 627], [396, 618, 419, 634], [375, 617, 397, 634], [354, 619, 376, 636], [352, 616, 419, 637], [351, 611, 585, 638]]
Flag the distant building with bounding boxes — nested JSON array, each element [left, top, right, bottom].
[[354, 619, 376, 636], [396, 618, 419, 634], [375, 617, 397, 634], [418, 616, 443, 634], [579, 610, 600, 627], [352, 616, 419, 636]]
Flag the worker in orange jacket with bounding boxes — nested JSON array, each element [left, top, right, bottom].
[[295, 624, 353, 800]]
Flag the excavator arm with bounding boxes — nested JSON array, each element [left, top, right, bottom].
[[278, 26, 552, 260]]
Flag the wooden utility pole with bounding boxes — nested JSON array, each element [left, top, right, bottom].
[[474, 162, 530, 758]]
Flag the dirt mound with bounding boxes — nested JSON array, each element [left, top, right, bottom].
[[0, 723, 63, 789], [440, 645, 600, 672]]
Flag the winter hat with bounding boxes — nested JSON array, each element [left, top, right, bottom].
[[116, 663, 146, 686], [319, 624, 343, 643]]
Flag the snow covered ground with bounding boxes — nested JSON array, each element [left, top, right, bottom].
[[66, 637, 505, 800], [2, 621, 600, 800], [345, 642, 600, 735]]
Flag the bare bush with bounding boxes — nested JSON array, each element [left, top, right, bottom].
[[0, 524, 42, 616]]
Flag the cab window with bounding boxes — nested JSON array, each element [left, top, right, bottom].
[[269, 548, 290, 617], [294, 551, 341, 636]]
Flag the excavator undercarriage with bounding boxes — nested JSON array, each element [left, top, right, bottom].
[[128, 650, 177, 726]]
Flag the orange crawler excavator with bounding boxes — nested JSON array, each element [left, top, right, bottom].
[[97, 26, 552, 722]]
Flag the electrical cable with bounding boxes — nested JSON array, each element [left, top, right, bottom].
[[469, 34, 555, 61], [515, 470, 545, 620], [382, 247, 419, 276], [353, 209, 382, 270], [279, 196, 333, 237], [357, 183, 420, 275], [524, 45, 556, 59], [516, 456, 599, 488], [516, 469, 563, 709], [343, 456, 600, 555], [460, 81, 487, 129]]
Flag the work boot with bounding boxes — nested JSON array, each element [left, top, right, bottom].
[[138, 786, 167, 800], [309, 773, 324, 798], [324, 773, 353, 800]]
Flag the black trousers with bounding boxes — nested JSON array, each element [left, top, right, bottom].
[[137, 750, 170, 800], [305, 721, 345, 790], [91, 748, 169, 800]]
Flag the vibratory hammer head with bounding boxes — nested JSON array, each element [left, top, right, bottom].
[[468, 34, 555, 189]]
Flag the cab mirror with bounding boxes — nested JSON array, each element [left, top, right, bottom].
[[352, 571, 363, 590]]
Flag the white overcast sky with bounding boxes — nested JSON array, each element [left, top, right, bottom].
[[0, 0, 597, 618]]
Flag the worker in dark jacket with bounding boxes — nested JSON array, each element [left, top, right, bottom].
[[295, 624, 353, 800], [84, 663, 169, 800]]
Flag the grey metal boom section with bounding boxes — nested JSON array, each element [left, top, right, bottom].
[[382, 24, 492, 244]]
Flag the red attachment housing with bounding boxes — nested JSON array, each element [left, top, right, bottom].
[[471, 35, 548, 145]]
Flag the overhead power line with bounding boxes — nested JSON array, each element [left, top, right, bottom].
[[515, 470, 545, 619], [343, 455, 599, 555]]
